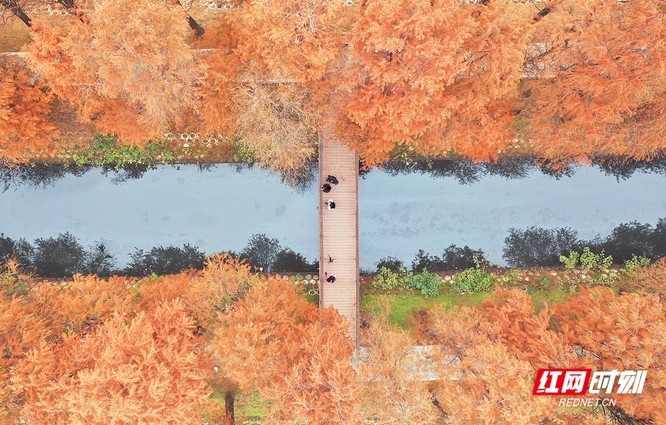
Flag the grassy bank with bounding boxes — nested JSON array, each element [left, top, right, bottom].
[[361, 288, 571, 331], [357, 256, 661, 331]]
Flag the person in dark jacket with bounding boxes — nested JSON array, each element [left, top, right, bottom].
[[326, 175, 339, 185], [325, 200, 336, 210], [321, 183, 332, 193]]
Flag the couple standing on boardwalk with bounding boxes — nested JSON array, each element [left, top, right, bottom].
[[322, 175, 339, 209]]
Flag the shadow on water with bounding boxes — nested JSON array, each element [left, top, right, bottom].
[[231, 161, 318, 193], [100, 164, 155, 184], [0, 231, 318, 277], [502, 219, 666, 267], [0, 161, 319, 192], [0, 164, 91, 192], [591, 156, 666, 181], [366, 156, 666, 184], [0, 164, 158, 192], [2, 156, 665, 191], [3, 218, 664, 277]]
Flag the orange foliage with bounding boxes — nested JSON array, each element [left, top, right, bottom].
[[481, 289, 571, 368], [198, 51, 238, 138], [1, 256, 256, 423], [0, 296, 52, 422], [419, 288, 666, 424], [214, 278, 361, 424], [3, 0, 666, 168], [192, 18, 239, 139], [232, 66, 320, 172], [25, 0, 205, 144], [630, 257, 666, 292], [341, 0, 531, 166], [52, 274, 135, 333], [12, 299, 212, 425], [227, 0, 350, 86], [0, 268, 58, 421], [522, 0, 666, 163], [358, 299, 440, 424], [198, 0, 354, 171], [552, 288, 666, 423], [427, 304, 554, 424], [137, 253, 255, 330], [0, 58, 58, 161]]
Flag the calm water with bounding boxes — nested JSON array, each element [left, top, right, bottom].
[[1, 163, 665, 268]]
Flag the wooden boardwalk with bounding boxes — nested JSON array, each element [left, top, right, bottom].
[[319, 122, 360, 347]]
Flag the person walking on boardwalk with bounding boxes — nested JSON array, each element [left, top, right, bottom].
[[326, 175, 339, 185], [321, 183, 332, 193], [325, 272, 336, 283], [325, 199, 336, 210]]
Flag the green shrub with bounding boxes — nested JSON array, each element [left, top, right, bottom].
[[231, 139, 258, 163], [561, 247, 617, 287], [623, 255, 652, 276], [0, 263, 29, 298], [580, 247, 613, 272], [404, 268, 442, 298], [372, 266, 409, 291], [594, 271, 619, 287], [373, 267, 442, 297], [454, 268, 495, 294], [559, 250, 579, 271]]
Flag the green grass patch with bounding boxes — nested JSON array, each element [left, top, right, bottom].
[[235, 391, 270, 421], [361, 291, 487, 329], [361, 285, 576, 329]]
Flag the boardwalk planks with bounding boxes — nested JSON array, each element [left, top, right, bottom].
[[319, 119, 360, 347]]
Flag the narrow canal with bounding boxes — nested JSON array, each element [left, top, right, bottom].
[[1, 161, 665, 269]]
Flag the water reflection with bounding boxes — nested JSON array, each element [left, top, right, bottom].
[[372, 156, 666, 184], [0, 164, 153, 192], [0, 162, 319, 193], [359, 163, 666, 268], [3, 156, 666, 192], [0, 232, 318, 277], [2, 159, 666, 269]]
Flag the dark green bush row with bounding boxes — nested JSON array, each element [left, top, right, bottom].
[[503, 218, 666, 267], [0, 232, 116, 277], [0, 232, 317, 277], [377, 156, 666, 185], [375, 244, 486, 273], [374, 217, 666, 272]]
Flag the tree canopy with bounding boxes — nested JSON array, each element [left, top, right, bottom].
[[2, 256, 666, 423], [0, 0, 664, 169]]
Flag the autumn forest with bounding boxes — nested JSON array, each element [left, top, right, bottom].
[[2, 0, 666, 424], [2, 0, 666, 170], [1, 254, 666, 424]]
